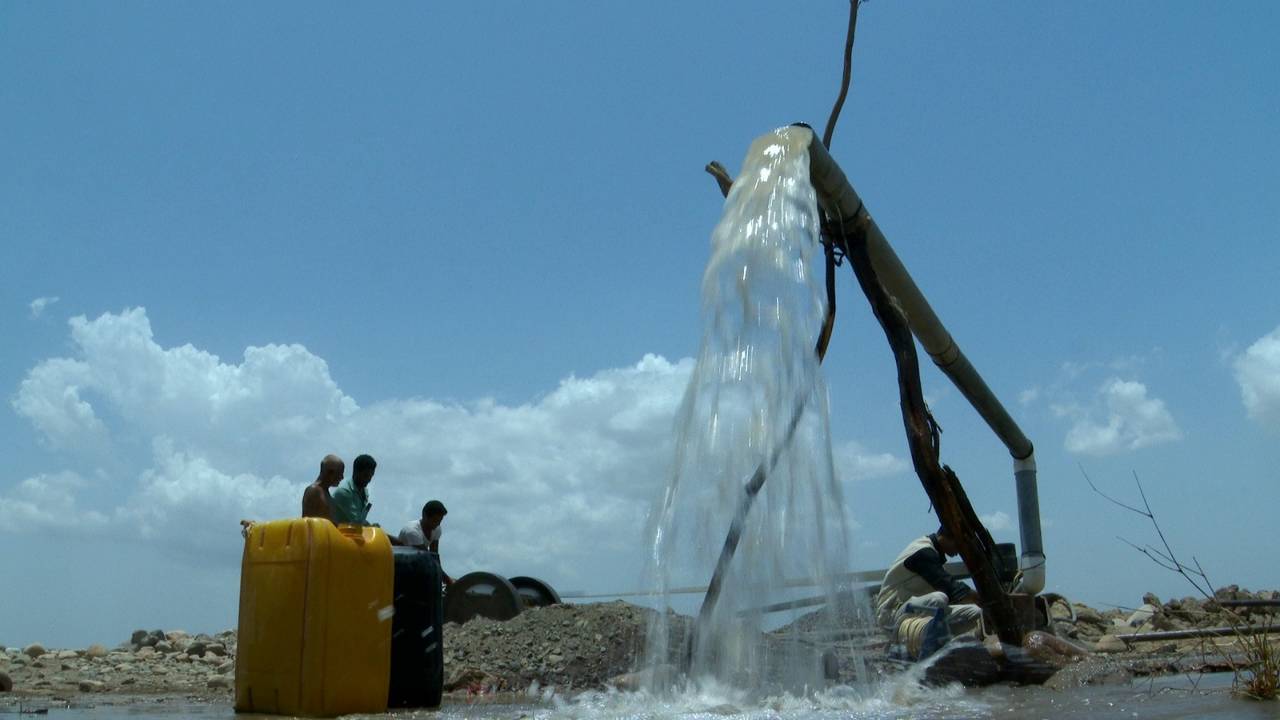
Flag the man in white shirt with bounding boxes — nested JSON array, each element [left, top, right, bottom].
[[399, 500, 453, 585]]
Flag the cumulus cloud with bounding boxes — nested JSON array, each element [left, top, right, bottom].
[[832, 441, 908, 482], [1018, 387, 1040, 407], [1234, 325, 1280, 429], [0, 471, 109, 532], [1055, 378, 1181, 456], [980, 511, 1012, 532], [29, 296, 59, 318], [3, 308, 698, 590]]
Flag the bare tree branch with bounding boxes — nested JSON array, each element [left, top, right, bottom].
[[1082, 465, 1149, 517], [822, 0, 861, 149], [705, 161, 733, 198]]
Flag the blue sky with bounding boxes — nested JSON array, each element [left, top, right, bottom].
[[2, 2, 1277, 648]]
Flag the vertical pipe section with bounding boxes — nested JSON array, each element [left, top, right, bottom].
[[804, 128, 1046, 593]]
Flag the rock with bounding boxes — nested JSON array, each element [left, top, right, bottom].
[[444, 667, 501, 692], [23, 644, 46, 658], [56, 650, 78, 660], [207, 675, 232, 689], [1124, 603, 1159, 628], [608, 664, 677, 691], [136, 646, 156, 658], [0, 670, 11, 692], [1094, 635, 1128, 653], [78, 679, 105, 692], [1073, 605, 1104, 625], [85, 644, 108, 659], [155, 641, 174, 653], [1044, 658, 1133, 690], [165, 630, 189, 643], [206, 643, 227, 656], [130, 629, 165, 648], [186, 641, 207, 657]]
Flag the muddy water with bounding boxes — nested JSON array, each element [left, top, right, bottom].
[[17, 673, 1278, 718]]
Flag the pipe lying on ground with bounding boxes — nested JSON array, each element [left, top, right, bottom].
[[804, 129, 1045, 594], [1116, 625, 1280, 643]]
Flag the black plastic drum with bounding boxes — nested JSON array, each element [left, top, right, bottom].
[[388, 547, 444, 708]]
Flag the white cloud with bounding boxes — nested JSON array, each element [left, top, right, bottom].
[[29, 296, 60, 318], [3, 307, 698, 591], [1018, 387, 1040, 407], [1059, 378, 1182, 456], [1234, 326, 1280, 429], [979, 511, 1012, 532], [0, 471, 109, 532], [832, 440, 908, 482]]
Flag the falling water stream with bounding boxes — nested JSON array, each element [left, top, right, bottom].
[[642, 125, 856, 694]]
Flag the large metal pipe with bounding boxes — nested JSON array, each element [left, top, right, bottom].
[[802, 127, 1046, 593]]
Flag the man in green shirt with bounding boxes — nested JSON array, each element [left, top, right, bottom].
[[332, 453, 377, 525]]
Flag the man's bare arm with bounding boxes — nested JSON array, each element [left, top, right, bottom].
[[301, 485, 329, 520]]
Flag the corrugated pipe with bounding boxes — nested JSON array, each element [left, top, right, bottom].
[[801, 125, 1045, 594]]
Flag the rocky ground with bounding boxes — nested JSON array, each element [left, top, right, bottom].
[[2, 587, 1275, 707]]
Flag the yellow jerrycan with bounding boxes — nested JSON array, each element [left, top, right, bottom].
[[234, 518, 394, 717]]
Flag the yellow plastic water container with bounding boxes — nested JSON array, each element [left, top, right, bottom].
[[234, 518, 394, 717]]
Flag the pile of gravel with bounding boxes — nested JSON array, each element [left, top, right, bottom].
[[441, 600, 691, 693]]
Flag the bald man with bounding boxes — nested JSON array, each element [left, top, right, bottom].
[[302, 454, 345, 521]]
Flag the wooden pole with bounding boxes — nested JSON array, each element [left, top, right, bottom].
[[836, 216, 1025, 645]]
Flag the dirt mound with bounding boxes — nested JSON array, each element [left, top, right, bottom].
[[441, 600, 690, 693]]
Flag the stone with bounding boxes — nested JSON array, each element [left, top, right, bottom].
[[207, 675, 232, 689], [0, 670, 11, 692], [1124, 603, 1159, 628], [206, 642, 227, 656], [130, 630, 149, 646], [78, 679, 105, 692], [186, 641, 207, 657], [1074, 605, 1104, 625], [154, 641, 174, 653], [1044, 658, 1133, 690], [136, 646, 156, 658], [85, 644, 108, 659], [23, 644, 46, 658], [56, 650, 78, 660], [1094, 635, 1128, 653]]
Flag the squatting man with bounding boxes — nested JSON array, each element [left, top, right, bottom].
[[876, 525, 982, 638]]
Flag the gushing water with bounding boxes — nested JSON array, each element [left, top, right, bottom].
[[643, 125, 858, 693]]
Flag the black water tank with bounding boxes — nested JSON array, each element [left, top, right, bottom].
[[388, 547, 444, 708]]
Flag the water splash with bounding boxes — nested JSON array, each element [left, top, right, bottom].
[[643, 125, 859, 693]]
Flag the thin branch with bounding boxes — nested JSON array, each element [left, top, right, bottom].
[[1082, 465, 1149, 517], [705, 161, 733, 198], [822, 0, 861, 149]]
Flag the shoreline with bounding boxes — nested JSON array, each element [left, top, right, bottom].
[[3, 587, 1276, 707]]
